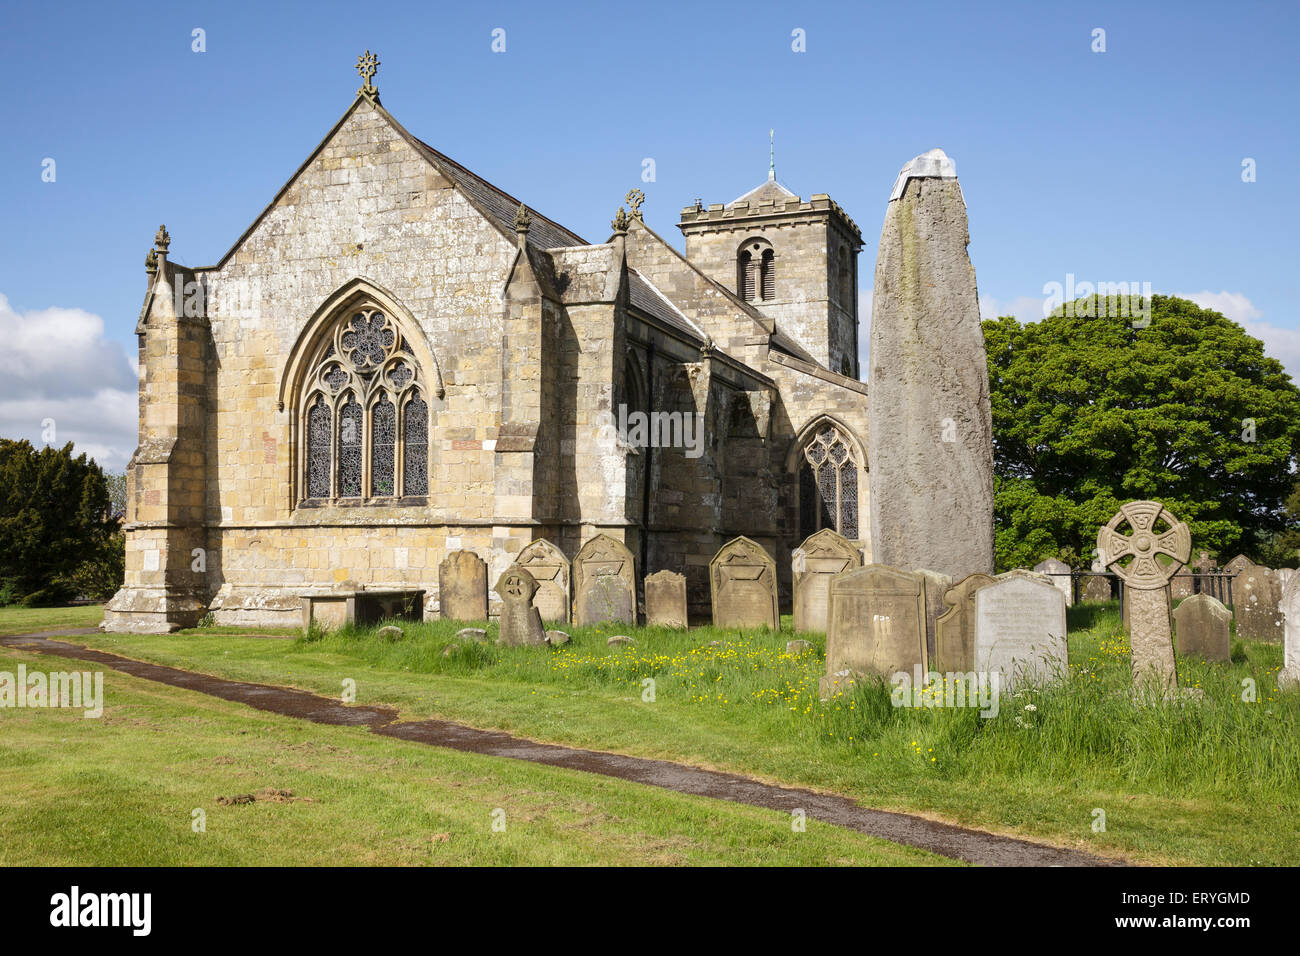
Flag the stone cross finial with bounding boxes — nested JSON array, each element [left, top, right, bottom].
[[611, 206, 629, 234], [356, 50, 380, 97], [624, 188, 645, 219], [145, 248, 158, 276], [154, 225, 170, 253], [514, 203, 532, 233]]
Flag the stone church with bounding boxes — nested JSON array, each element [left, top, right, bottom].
[[105, 57, 880, 632]]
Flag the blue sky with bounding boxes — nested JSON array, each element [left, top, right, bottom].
[[2, 0, 1297, 470]]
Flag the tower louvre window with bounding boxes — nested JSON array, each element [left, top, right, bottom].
[[740, 252, 756, 300], [760, 249, 775, 300]]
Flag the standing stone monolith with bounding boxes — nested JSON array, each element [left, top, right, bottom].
[[1098, 500, 1192, 698], [867, 149, 994, 581], [439, 550, 488, 621], [494, 566, 546, 647], [1172, 593, 1231, 662]]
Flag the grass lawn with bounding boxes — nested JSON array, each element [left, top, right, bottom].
[[0, 604, 104, 637], [0, 639, 949, 866], [23, 599, 1294, 867]]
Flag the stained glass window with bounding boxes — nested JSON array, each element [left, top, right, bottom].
[[307, 395, 331, 498], [299, 302, 429, 505], [798, 424, 860, 539], [404, 393, 428, 496], [371, 395, 396, 497], [338, 397, 363, 497]]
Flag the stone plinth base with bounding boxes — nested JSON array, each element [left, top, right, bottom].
[[103, 587, 207, 634]]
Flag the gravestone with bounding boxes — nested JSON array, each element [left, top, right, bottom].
[[821, 564, 927, 697], [645, 570, 688, 629], [974, 576, 1068, 689], [572, 534, 636, 627], [1280, 576, 1300, 689], [1169, 573, 1194, 601], [1172, 593, 1231, 662], [867, 149, 995, 580], [1034, 558, 1074, 607], [917, 568, 954, 659], [792, 529, 861, 633], [1098, 500, 1192, 698], [494, 566, 546, 647], [1234, 565, 1283, 643], [516, 538, 570, 624], [439, 550, 488, 621], [710, 536, 779, 629], [1223, 554, 1255, 577], [1082, 574, 1113, 602], [933, 572, 996, 673]]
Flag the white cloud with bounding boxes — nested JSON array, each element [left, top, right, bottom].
[[1174, 290, 1262, 323], [978, 294, 1047, 322], [0, 293, 137, 472]]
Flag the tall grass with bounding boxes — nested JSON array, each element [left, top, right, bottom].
[[292, 602, 1299, 798]]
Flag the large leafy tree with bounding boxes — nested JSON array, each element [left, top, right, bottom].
[[0, 440, 118, 605], [984, 295, 1300, 570]]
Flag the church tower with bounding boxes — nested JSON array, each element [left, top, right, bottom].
[[678, 161, 863, 376]]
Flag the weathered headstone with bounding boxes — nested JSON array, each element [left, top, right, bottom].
[[917, 568, 954, 659], [1234, 565, 1283, 643], [1172, 593, 1231, 662], [1280, 576, 1300, 689], [572, 534, 636, 627], [1098, 500, 1192, 697], [1223, 554, 1255, 577], [1033, 558, 1074, 607], [1169, 572, 1194, 600], [516, 538, 570, 624], [494, 566, 546, 647], [709, 536, 779, 630], [1082, 574, 1113, 602], [792, 529, 861, 633], [644, 570, 688, 629], [933, 572, 995, 673], [867, 149, 994, 581], [821, 564, 927, 697], [438, 550, 487, 621], [974, 576, 1068, 689]]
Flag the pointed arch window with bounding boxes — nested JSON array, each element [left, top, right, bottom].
[[797, 425, 859, 539], [298, 306, 430, 503], [738, 238, 774, 302]]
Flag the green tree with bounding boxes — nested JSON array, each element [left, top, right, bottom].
[[0, 440, 117, 605], [984, 295, 1300, 571]]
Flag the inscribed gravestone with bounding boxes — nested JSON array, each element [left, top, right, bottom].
[[1033, 558, 1074, 607], [822, 564, 927, 697], [1281, 576, 1300, 689], [439, 550, 487, 621], [1234, 565, 1283, 643], [1223, 554, 1255, 577], [792, 529, 861, 633], [1082, 574, 1113, 602], [516, 538, 570, 624], [710, 536, 779, 629], [917, 568, 953, 660], [572, 534, 636, 627], [494, 566, 546, 647], [974, 576, 1068, 689], [1169, 573, 1194, 601], [645, 570, 688, 629], [933, 572, 995, 673], [1172, 593, 1230, 662]]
